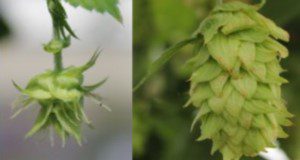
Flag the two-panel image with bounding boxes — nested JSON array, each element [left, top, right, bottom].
[[0, 0, 299, 160]]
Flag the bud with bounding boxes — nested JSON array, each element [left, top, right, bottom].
[[186, 1, 292, 159], [12, 51, 107, 146], [44, 36, 71, 54]]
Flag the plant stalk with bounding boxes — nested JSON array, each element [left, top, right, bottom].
[[48, 0, 64, 72], [133, 37, 199, 91], [54, 52, 63, 71]]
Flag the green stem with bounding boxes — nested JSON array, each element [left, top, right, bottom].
[[54, 52, 63, 71], [133, 37, 199, 92], [49, 1, 64, 72]]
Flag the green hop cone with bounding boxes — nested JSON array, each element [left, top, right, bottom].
[[185, 0, 293, 159], [12, 51, 108, 146]]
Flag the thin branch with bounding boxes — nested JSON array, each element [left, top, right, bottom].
[[133, 37, 199, 91], [54, 52, 63, 71]]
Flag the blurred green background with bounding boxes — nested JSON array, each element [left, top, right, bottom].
[[133, 0, 300, 160]]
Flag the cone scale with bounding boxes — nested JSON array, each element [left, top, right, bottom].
[[186, 1, 293, 159]]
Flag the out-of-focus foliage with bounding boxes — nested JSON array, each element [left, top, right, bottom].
[[0, 15, 10, 39], [133, 0, 300, 160]]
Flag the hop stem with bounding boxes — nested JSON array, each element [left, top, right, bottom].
[[54, 52, 63, 71], [52, 17, 63, 72], [48, 0, 64, 72]]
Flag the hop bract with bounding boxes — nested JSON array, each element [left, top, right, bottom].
[[185, 1, 293, 159], [12, 51, 107, 146]]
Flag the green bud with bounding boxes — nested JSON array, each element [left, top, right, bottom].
[[187, 1, 292, 159], [12, 51, 107, 146], [44, 37, 71, 54]]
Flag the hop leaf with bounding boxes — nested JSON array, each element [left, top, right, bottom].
[[64, 0, 123, 23], [186, 1, 292, 159]]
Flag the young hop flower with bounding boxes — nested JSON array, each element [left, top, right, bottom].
[[185, 0, 293, 159], [12, 51, 108, 146]]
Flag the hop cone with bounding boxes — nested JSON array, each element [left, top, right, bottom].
[[186, 1, 293, 159], [12, 51, 107, 146]]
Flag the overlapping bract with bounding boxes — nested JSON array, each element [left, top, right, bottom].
[[186, 1, 292, 159], [12, 51, 106, 146]]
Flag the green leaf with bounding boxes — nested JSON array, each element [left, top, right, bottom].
[[191, 102, 211, 131], [246, 11, 289, 42], [190, 84, 214, 107], [54, 107, 82, 145], [52, 120, 67, 147], [253, 83, 275, 100], [230, 27, 269, 43], [252, 115, 268, 128], [250, 62, 267, 81], [79, 107, 93, 127], [208, 97, 226, 114], [209, 72, 229, 96], [56, 73, 82, 89], [238, 41, 255, 69], [221, 12, 256, 35], [269, 85, 282, 99], [277, 127, 288, 138], [80, 49, 102, 72], [225, 90, 244, 117], [208, 85, 233, 115], [25, 105, 53, 138], [64, 0, 123, 22], [133, 37, 199, 91], [48, 0, 78, 38], [211, 133, 226, 154], [11, 98, 35, 119], [207, 34, 240, 71], [196, 12, 232, 43], [198, 114, 224, 141], [230, 127, 247, 145], [244, 130, 266, 152], [223, 122, 238, 137], [52, 88, 82, 102], [83, 77, 108, 92], [198, 102, 212, 118], [190, 60, 222, 84], [183, 46, 210, 71], [265, 60, 288, 84], [23, 89, 52, 100], [244, 100, 277, 114], [43, 39, 67, 54], [12, 80, 24, 92], [262, 38, 289, 58], [231, 73, 257, 98], [239, 111, 253, 129], [255, 44, 277, 63]]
